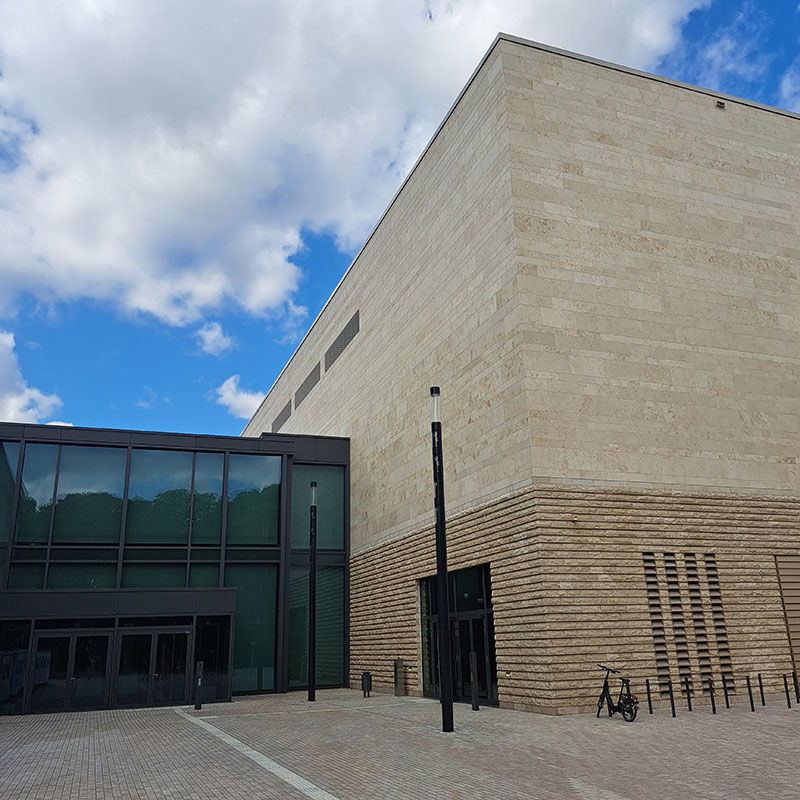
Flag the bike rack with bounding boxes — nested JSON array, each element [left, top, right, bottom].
[[629, 670, 800, 718]]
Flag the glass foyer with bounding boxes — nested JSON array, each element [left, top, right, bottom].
[[0, 423, 348, 715]]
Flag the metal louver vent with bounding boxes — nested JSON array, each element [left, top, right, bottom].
[[325, 311, 359, 371], [271, 400, 292, 433], [295, 362, 321, 409]]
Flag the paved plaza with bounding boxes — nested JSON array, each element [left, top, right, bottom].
[[1, 689, 799, 799]]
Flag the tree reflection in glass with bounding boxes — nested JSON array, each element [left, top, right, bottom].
[[15, 444, 57, 543], [226, 455, 280, 545], [52, 446, 126, 543], [126, 450, 192, 544]]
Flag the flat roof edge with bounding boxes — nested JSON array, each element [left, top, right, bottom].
[[244, 32, 800, 434], [496, 33, 800, 123], [0, 420, 348, 445]]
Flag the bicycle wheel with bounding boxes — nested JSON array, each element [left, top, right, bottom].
[[621, 700, 637, 722]]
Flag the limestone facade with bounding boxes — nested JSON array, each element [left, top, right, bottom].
[[245, 35, 800, 712]]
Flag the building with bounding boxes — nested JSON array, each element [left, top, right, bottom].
[[0, 422, 348, 714], [244, 35, 800, 714]]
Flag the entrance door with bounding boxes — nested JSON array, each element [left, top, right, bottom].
[[452, 614, 498, 703], [114, 630, 191, 708], [29, 635, 71, 712], [152, 632, 189, 705], [28, 633, 112, 713], [70, 635, 111, 710], [420, 564, 498, 705]]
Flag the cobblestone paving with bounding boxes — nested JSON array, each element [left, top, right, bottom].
[[1, 689, 799, 799]]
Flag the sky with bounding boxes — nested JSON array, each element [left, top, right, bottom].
[[0, 0, 797, 436]]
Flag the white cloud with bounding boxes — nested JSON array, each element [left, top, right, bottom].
[[195, 322, 234, 356], [0, 330, 62, 422], [0, 1, 705, 329], [46, 421, 74, 427], [215, 374, 265, 419], [779, 58, 800, 112]]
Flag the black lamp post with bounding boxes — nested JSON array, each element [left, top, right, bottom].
[[308, 481, 317, 702], [430, 387, 454, 732]]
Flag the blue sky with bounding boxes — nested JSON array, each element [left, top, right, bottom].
[[0, 0, 797, 436]]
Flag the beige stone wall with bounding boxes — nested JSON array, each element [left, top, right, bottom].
[[501, 42, 800, 491], [247, 37, 799, 558], [246, 44, 531, 554], [350, 483, 800, 714], [244, 37, 800, 712]]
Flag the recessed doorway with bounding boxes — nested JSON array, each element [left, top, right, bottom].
[[420, 563, 498, 704]]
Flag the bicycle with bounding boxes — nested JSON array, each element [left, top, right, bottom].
[[596, 664, 639, 722]]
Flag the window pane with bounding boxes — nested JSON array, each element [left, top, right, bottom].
[[8, 563, 44, 589], [15, 444, 57, 544], [192, 452, 223, 544], [453, 565, 487, 612], [46, 563, 117, 589], [226, 455, 280, 546], [224, 563, 277, 692], [189, 563, 219, 587], [126, 450, 192, 544], [0, 620, 31, 714], [53, 446, 126, 544], [121, 563, 186, 588], [0, 443, 19, 544], [287, 566, 345, 687], [290, 465, 345, 549]]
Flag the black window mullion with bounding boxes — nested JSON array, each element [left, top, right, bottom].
[[116, 446, 132, 589]]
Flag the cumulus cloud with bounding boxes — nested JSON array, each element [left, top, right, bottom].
[[215, 375, 265, 419], [0, 330, 62, 422], [0, 1, 705, 329], [195, 322, 234, 356]]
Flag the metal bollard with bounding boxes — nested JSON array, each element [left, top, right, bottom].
[[361, 671, 372, 698], [469, 651, 479, 711], [684, 676, 692, 712], [758, 673, 765, 706], [194, 661, 204, 711], [722, 674, 730, 709], [708, 679, 716, 714], [393, 659, 405, 697], [746, 675, 755, 712], [646, 679, 653, 714], [784, 674, 792, 709], [668, 679, 676, 718], [793, 672, 799, 704]]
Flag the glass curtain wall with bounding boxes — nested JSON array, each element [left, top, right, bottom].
[[287, 465, 346, 688], [1, 439, 346, 698]]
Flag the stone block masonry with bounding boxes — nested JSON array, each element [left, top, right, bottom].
[[349, 482, 800, 714]]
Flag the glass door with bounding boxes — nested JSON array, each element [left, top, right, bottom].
[[114, 629, 191, 708], [69, 634, 111, 710], [29, 636, 71, 712], [116, 633, 153, 707], [152, 632, 189, 705], [28, 633, 112, 712]]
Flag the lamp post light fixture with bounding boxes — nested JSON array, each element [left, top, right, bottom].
[[430, 386, 454, 732], [308, 481, 318, 702]]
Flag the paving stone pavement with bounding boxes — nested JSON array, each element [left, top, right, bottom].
[[1, 689, 799, 799]]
